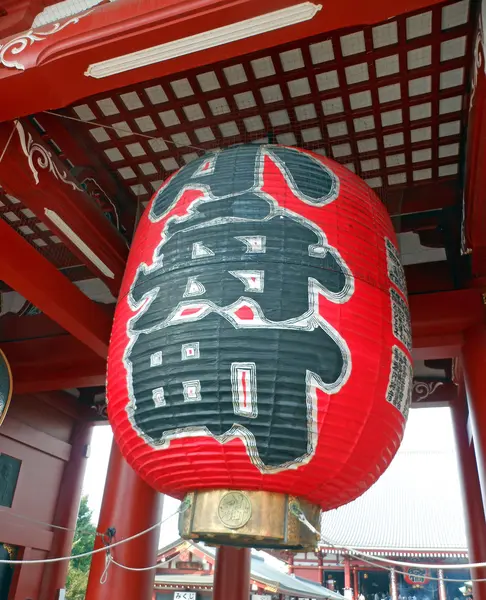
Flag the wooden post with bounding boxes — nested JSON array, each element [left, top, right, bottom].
[[213, 546, 251, 600], [39, 421, 93, 600], [318, 550, 324, 586], [288, 553, 294, 574], [462, 326, 486, 506], [438, 568, 447, 600], [353, 568, 359, 600], [344, 555, 353, 599], [451, 378, 486, 600], [390, 568, 398, 600], [85, 441, 163, 600]]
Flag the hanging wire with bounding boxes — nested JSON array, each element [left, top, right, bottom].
[[0, 507, 182, 565], [0, 498, 480, 584], [0, 121, 16, 163], [0, 507, 102, 536], [43, 111, 206, 153], [332, 545, 486, 585], [108, 534, 484, 584], [98, 497, 193, 582], [291, 506, 486, 583]]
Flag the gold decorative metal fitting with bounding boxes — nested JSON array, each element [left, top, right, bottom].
[[178, 489, 320, 550]]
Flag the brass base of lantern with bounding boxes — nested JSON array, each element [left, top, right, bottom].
[[178, 490, 320, 550]]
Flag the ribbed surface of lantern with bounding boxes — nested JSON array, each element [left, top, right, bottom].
[[107, 144, 411, 512]]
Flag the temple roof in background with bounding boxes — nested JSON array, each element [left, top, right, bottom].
[[156, 539, 344, 598], [321, 449, 467, 557]]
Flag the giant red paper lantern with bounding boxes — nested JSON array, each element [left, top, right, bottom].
[[107, 144, 411, 539]]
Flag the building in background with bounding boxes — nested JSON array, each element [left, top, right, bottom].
[[275, 449, 469, 600], [154, 539, 344, 599], [153, 448, 470, 600]]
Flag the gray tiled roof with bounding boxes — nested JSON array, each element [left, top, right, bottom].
[[156, 541, 344, 599], [320, 450, 467, 553], [249, 553, 343, 599]]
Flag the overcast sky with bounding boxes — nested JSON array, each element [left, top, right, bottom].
[[82, 406, 458, 546]]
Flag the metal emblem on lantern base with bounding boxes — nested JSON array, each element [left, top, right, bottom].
[[179, 490, 320, 550]]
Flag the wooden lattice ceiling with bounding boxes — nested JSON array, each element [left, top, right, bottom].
[[55, 0, 473, 211], [0, 0, 473, 394], [0, 189, 81, 269]]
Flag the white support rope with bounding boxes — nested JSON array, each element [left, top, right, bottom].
[[100, 508, 486, 585], [108, 529, 486, 584], [0, 497, 481, 585], [335, 545, 486, 584], [0, 508, 181, 565], [330, 539, 486, 572], [291, 506, 486, 583], [111, 558, 160, 572], [0, 507, 102, 536], [100, 552, 112, 585]]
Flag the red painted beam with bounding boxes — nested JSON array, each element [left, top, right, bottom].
[[33, 390, 99, 421], [0, 312, 66, 342], [386, 182, 459, 217], [0, 0, 46, 38], [410, 289, 485, 359], [463, 11, 486, 282], [405, 262, 455, 295], [411, 380, 457, 408], [0, 265, 100, 292], [0, 265, 455, 342], [35, 112, 137, 236], [410, 289, 484, 338], [0, 219, 112, 358], [12, 364, 106, 395], [3, 335, 106, 393], [0, 119, 128, 294], [1, 289, 482, 393], [0, 0, 448, 123]]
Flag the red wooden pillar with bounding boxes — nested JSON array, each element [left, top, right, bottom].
[[85, 441, 163, 600], [451, 378, 486, 600], [39, 421, 93, 600], [353, 568, 359, 600], [390, 568, 398, 600], [318, 551, 324, 586], [437, 569, 447, 600], [288, 553, 295, 574], [344, 555, 353, 599], [213, 546, 251, 600], [462, 326, 486, 506]]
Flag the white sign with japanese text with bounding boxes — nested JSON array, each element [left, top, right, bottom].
[[174, 593, 196, 600]]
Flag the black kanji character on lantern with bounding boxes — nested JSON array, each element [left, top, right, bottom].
[[125, 145, 354, 472]]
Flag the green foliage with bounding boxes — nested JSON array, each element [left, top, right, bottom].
[[71, 496, 96, 572], [66, 564, 89, 600], [66, 496, 96, 600]]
